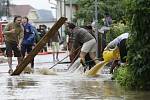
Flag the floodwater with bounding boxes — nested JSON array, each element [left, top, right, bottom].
[[1, 71, 150, 100], [0, 54, 150, 100]]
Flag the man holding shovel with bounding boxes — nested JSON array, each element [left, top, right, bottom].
[[66, 23, 99, 72]]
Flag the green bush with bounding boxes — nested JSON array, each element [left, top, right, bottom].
[[114, 65, 137, 89], [114, 0, 150, 90], [106, 22, 130, 43], [127, 0, 150, 90]]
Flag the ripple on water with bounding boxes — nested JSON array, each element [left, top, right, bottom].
[[0, 70, 150, 100]]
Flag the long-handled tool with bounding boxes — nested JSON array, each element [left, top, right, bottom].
[[67, 49, 80, 70], [49, 46, 81, 69]]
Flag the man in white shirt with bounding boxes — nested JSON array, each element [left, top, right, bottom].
[[105, 33, 129, 63]]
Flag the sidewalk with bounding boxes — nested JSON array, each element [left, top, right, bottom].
[[38, 51, 66, 55], [38, 45, 67, 55], [0, 51, 70, 74]]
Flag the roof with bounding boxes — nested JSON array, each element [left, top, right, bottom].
[[9, 5, 35, 17], [9, 5, 55, 22], [36, 9, 55, 22]]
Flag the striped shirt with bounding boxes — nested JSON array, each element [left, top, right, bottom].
[[73, 27, 95, 48]]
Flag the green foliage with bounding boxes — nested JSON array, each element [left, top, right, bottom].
[[75, 0, 128, 25], [113, 65, 135, 89], [106, 22, 130, 43], [75, 0, 94, 25], [127, 0, 150, 90], [115, 0, 150, 90], [76, 0, 150, 90]]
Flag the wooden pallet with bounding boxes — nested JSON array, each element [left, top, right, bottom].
[[11, 17, 67, 75]]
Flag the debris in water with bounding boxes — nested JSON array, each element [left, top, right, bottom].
[[36, 67, 57, 75]]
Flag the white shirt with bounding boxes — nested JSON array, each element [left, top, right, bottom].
[[107, 33, 129, 48]]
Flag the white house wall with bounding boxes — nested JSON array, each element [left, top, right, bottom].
[[56, 0, 77, 22]]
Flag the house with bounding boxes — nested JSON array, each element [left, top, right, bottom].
[[56, 0, 78, 22], [9, 5, 55, 28], [33, 9, 55, 28], [9, 5, 35, 17], [64, 0, 79, 22], [54, 0, 78, 36]]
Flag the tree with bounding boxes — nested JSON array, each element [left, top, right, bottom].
[[115, 0, 150, 90], [75, 0, 128, 25], [127, 0, 150, 89]]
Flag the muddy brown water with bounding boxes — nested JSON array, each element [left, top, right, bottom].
[[0, 71, 150, 100], [0, 55, 150, 100]]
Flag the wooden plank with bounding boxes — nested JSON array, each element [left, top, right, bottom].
[[11, 17, 67, 75]]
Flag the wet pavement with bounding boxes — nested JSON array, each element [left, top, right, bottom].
[[0, 52, 150, 100]]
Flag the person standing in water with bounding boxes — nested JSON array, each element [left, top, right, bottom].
[[21, 16, 36, 69], [3, 16, 24, 74], [51, 31, 61, 62]]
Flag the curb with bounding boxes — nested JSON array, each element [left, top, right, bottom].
[[38, 51, 66, 55]]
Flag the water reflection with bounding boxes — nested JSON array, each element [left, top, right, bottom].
[[3, 76, 39, 100], [7, 77, 38, 89], [57, 76, 125, 100], [0, 73, 150, 100]]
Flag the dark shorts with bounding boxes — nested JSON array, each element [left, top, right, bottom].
[[5, 41, 22, 57]]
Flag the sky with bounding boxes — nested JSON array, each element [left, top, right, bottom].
[[11, 0, 56, 10]]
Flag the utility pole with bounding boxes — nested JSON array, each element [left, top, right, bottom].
[[95, 0, 98, 58], [59, 0, 63, 36], [64, 0, 66, 17], [95, 0, 101, 59], [6, 0, 10, 16], [70, 0, 72, 21]]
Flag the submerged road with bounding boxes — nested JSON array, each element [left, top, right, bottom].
[[0, 52, 150, 100]]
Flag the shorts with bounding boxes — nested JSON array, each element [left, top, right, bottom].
[[52, 42, 60, 52], [5, 41, 22, 57], [81, 39, 96, 53]]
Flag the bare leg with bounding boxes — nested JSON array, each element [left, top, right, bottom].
[[7, 57, 13, 73], [89, 52, 99, 64], [80, 51, 87, 64], [56, 51, 59, 61], [7, 57, 12, 69], [53, 52, 55, 62]]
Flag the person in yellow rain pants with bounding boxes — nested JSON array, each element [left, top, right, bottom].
[[85, 32, 129, 77], [85, 47, 119, 77], [104, 32, 129, 73], [104, 32, 129, 64]]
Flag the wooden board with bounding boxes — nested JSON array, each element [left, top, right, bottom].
[[11, 17, 67, 75]]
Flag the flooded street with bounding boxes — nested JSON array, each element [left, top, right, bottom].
[[0, 53, 150, 100], [0, 73, 120, 100]]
